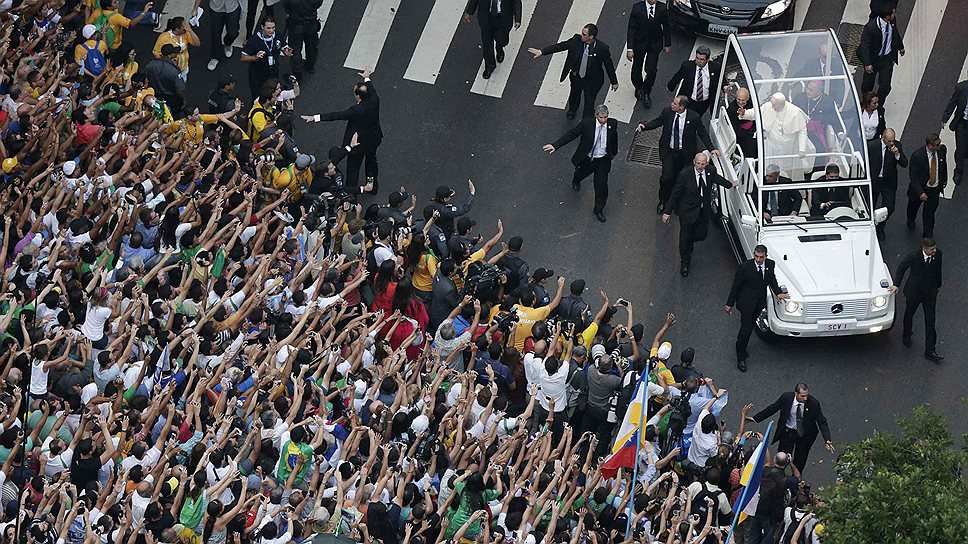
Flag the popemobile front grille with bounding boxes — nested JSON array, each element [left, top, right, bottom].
[[804, 299, 869, 320]]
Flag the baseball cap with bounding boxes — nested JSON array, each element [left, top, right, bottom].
[[62, 161, 77, 176], [456, 216, 476, 234], [657, 341, 672, 360], [217, 74, 236, 88], [1, 157, 17, 173], [508, 236, 523, 251], [570, 279, 586, 294], [435, 185, 455, 199], [680, 347, 695, 364], [81, 24, 97, 39], [590, 344, 607, 361], [532, 267, 554, 281], [295, 154, 315, 170], [388, 191, 408, 207], [160, 44, 181, 56]]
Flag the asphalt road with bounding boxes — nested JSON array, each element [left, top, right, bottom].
[[132, 0, 968, 484]]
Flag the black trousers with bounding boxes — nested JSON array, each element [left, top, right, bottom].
[[346, 141, 381, 192], [480, 19, 512, 70], [568, 72, 604, 117], [582, 405, 613, 458], [678, 213, 710, 265], [953, 122, 968, 183], [906, 186, 940, 237], [573, 156, 611, 213], [735, 303, 763, 360], [872, 177, 896, 235], [659, 149, 686, 204], [286, 19, 321, 77], [209, 8, 241, 60], [631, 47, 661, 94], [776, 427, 814, 474], [248, 68, 277, 101], [902, 289, 937, 352], [688, 98, 711, 117], [861, 56, 895, 104], [245, 0, 267, 38]]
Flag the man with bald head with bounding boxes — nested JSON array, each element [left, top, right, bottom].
[[726, 86, 757, 158], [663, 152, 737, 277], [867, 127, 907, 240]]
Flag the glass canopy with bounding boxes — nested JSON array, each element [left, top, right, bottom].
[[717, 30, 869, 182]]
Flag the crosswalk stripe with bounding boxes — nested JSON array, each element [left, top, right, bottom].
[[403, 0, 466, 84], [156, 0, 197, 33], [344, 0, 402, 71], [532, 0, 607, 109], [941, 53, 968, 200], [318, 0, 336, 28], [793, 0, 812, 30], [887, 0, 949, 143], [842, 0, 872, 24], [603, 43, 636, 123], [470, 0, 538, 98]]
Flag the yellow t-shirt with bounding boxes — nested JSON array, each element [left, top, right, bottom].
[[412, 252, 438, 292], [115, 60, 139, 85], [509, 304, 552, 351], [270, 165, 312, 201], [648, 348, 676, 403], [152, 31, 190, 71], [578, 322, 599, 350], [87, 9, 130, 50], [164, 114, 219, 145], [247, 100, 273, 140], [74, 39, 108, 64]]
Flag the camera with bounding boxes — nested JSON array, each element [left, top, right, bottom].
[[493, 311, 519, 333]]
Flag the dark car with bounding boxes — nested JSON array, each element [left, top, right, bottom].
[[669, 0, 797, 38]]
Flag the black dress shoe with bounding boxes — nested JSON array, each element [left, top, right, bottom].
[[572, 181, 580, 192], [656, 202, 664, 214], [737, 359, 747, 372], [496, 48, 505, 63], [925, 351, 944, 362], [634, 89, 643, 100], [566, 110, 576, 119], [643, 93, 652, 108], [902, 335, 912, 347], [482, 70, 492, 79], [680, 263, 689, 277], [595, 212, 606, 223]]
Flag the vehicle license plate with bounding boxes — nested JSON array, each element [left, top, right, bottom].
[[708, 24, 738, 35], [817, 320, 857, 332]]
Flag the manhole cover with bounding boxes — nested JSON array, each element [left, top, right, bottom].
[[838, 22, 865, 67], [628, 130, 663, 167]]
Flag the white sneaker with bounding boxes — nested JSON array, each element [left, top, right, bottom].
[[224, 46, 233, 58], [207, 59, 218, 71]]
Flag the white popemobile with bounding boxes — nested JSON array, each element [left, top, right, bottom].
[[707, 30, 895, 337]]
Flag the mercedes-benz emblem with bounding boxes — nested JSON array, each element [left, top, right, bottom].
[[721, 6, 732, 13], [831, 304, 844, 314]]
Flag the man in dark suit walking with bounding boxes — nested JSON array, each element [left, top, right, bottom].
[[464, 0, 522, 80], [905, 133, 947, 238], [528, 23, 619, 119], [626, 0, 672, 108], [543, 105, 619, 223], [867, 127, 907, 240], [749, 383, 835, 475], [662, 152, 736, 277], [302, 69, 383, 193], [666, 46, 721, 117], [725, 245, 788, 372], [636, 95, 715, 214], [941, 79, 968, 185], [890, 238, 944, 362], [857, 5, 904, 105]]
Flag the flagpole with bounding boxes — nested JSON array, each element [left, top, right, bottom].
[[725, 421, 774, 544], [624, 372, 649, 540]]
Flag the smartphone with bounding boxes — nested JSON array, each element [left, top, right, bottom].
[[616, 298, 629, 307]]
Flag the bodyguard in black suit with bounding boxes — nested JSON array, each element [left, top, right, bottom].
[[529, 24, 619, 119], [666, 47, 721, 117], [891, 238, 944, 362], [725, 245, 787, 372], [662, 152, 735, 277], [626, 0, 672, 107], [750, 384, 835, 474], [303, 70, 383, 193], [867, 128, 907, 240], [544, 105, 619, 223], [636, 95, 714, 214], [857, 6, 904, 105], [464, 0, 522, 79], [941, 79, 968, 185], [905, 134, 947, 238]]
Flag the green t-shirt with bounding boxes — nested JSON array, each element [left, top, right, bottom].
[[445, 481, 500, 538]]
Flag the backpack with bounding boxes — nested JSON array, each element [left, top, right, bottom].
[[756, 466, 788, 518], [80, 41, 106, 76], [616, 368, 640, 415], [247, 106, 269, 140], [780, 508, 812, 544], [564, 363, 584, 416], [91, 11, 118, 49], [690, 482, 725, 524], [365, 241, 389, 276]]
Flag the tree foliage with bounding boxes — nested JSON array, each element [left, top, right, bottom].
[[816, 405, 968, 544]]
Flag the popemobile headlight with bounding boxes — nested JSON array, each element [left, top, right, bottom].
[[872, 295, 889, 309], [674, 0, 693, 8], [763, 0, 792, 18], [781, 299, 802, 316]]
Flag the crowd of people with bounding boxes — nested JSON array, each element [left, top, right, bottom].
[[0, 1, 865, 544]]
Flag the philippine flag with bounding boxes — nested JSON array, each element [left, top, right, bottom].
[[725, 421, 775, 543], [600, 372, 651, 479]]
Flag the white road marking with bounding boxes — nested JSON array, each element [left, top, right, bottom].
[[470, 0, 538, 98], [532, 0, 607, 109], [603, 42, 636, 123], [344, 0, 402, 71], [403, 0, 466, 84]]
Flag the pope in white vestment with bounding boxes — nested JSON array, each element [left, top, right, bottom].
[[760, 92, 815, 179]]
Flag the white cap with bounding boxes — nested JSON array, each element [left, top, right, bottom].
[[354, 379, 367, 395], [771, 91, 786, 101], [446, 382, 462, 407], [336, 360, 351, 376], [62, 161, 77, 176], [411, 415, 430, 434], [657, 342, 672, 360], [82, 24, 97, 39], [239, 225, 257, 244]]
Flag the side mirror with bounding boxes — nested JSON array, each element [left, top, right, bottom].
[[873, 207, 888, 224], [740, 215, 758, 228]]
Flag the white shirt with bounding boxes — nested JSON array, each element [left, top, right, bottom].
[[692, 64, 710, 101], [522, 352, 544, 388], [373, 242, 396, 267], [687, 408, 720, 467], [861, 108, 879, 140], [787, 399, 805, 430], [877, 17, 892, 56], [590, 121, 608, 158], [29, 358, 50, 396], [537, 363, 567, 413], [923, 250, 933, 263]]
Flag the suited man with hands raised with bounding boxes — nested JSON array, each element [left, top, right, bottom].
[[748, 383, 835, 475]]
